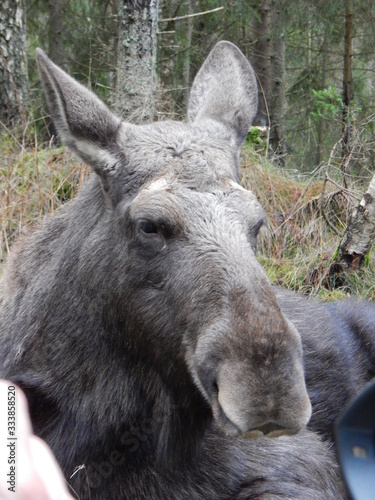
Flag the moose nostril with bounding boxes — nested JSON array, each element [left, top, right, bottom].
[[210, 396, 242, 437], [256, 422, 283, 435], [244, 422, 296, 438]]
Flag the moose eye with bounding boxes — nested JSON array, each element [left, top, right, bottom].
[[133, 219, 166, 255], [138, 220, 159, 235]]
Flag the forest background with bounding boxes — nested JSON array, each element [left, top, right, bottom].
[[2, 0, 375, 300]]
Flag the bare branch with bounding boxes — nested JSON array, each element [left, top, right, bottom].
[[320, 140, 342, 235], [161, 7, 224, 23]]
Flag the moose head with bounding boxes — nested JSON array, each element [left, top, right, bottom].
[[31, 42, 312, 441]]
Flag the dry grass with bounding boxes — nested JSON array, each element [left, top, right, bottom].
[[0, 130, 90, 268], [241, 146, 375, 301]]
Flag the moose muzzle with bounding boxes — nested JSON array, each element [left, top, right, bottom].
[[192, 289, 312, 439]]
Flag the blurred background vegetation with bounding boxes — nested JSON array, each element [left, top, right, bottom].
[[2, 0, 375, 299]]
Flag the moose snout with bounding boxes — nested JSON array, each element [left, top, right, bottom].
[[210, 359, 312, 439], [191, 284, 312, 439], [194, 315, 312, 440]]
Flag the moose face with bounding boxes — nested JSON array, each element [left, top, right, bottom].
[[35, 41, 312, 439]]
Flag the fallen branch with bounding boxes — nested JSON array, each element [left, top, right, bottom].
[[320, 140, 341, 234], [325, 175, 361, 200]]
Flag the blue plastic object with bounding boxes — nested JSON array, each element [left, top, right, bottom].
[[335, 378, 375, 500]]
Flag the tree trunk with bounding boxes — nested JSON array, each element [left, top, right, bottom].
[[316, 25, 329, 166], [183, 0, 196, 109], [342, 0, 353, 186], [114, 0, 159, 123], [252, 0, 272, 127], [338, 173, 375, 270], [269, 2, 286, 163], [46, 0, 68, 144], [0, 0, 28, 128], [48, 0, 67, 68]]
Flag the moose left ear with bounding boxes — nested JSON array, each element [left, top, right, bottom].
[[36, 48, 122, 179], [188, 41, 258, 145]]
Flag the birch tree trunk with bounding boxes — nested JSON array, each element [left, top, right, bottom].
[[338, 173, 375, 270], [0, 0, 28, 128], [114, 0, 159, 123]]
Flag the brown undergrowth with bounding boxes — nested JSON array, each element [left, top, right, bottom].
[[241, 146, 375, 301], [0, 130, 90, 266]]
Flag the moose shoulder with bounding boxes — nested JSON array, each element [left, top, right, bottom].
[[1, 41, 373, 499]]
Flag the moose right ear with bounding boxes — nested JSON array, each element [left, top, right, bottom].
[[188, 41, 258, 146], [36, 48, 122, 179]]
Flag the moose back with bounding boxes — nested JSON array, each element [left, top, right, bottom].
[[2, 41, 374, 499]]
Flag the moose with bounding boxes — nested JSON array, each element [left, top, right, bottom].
[[1, 41, 375, 499]]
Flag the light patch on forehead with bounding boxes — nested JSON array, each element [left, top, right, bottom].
[[227, 180, 267, 232], [132, 176, 172, 205], [230, 179, 264, 206], [229, 180, 249, 192], [144, 177, 170, 192]]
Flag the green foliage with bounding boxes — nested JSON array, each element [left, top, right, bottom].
[[310, 86, 342, 122], [332, 246, 340, 261], [19, 0, 375, 172], [365, 249, 371, 267], [246, 127, 267, 151]]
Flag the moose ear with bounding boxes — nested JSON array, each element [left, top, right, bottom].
[[188, 41, 258, 145], [36, 48, 121, 177]]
